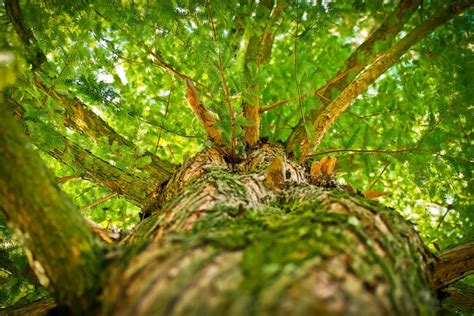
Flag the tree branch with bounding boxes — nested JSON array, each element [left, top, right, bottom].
[[33, 77, 131, 146], [34, 79, 174, 178], [432, 240, 474, 290], [206, 0, 237, 156], [0, 298, 56, 316], [0, 104, 102, 310], [55, 175, 80, 183], [4, 0, 46, 69], [83, 217, 120, 244], [332, 0, 422, 95], [79, 192, 117, 212], [439, 283, 474, 313], [288, 0, 471, 160], [286, 0, 421, 151], [185, 79, 224, 146], [242, 0, 286, 147], [6, 95, 167, 207], [5, 0, 174, 181], [46, 134, 158, 208]]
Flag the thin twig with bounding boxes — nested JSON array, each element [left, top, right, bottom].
[[436, 206, 454, 230], [55, 175, 80, 183], [154, 86, 173, 155], [205, 0, 236, 157], [293, 6, 306, 148], [309, 147, 417, 157], [79, 192, 117, 211], [368, 161, 391, 190], [259, 65, 360, 112]]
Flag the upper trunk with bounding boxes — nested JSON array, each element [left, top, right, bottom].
[[99, 144, 437, 316]]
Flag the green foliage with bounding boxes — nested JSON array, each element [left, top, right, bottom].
[[0, 0, 472, 310]]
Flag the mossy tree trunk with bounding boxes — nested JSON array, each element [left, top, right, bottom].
[[0, 107, 439, 314], [99, 145, 437, 316]]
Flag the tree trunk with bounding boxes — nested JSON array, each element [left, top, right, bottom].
[[98, 145, 438, 316], [0, 108, 442, 314]]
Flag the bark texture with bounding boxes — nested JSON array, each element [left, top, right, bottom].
[[432, 241, 474, 290], [0, 103, 103, 310], [100, 144, 438, 316]]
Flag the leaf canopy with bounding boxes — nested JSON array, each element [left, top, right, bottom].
[[0, 0, 472, 308]]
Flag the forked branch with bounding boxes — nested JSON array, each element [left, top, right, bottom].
[[270, 0, 420, 116], [288, 0, 471, 160], [285, 0, 421, 152]]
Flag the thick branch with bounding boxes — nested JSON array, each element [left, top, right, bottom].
[[432, 240, 474, 290], [286, 0, 421, 151], [0, 104, 102, 310], [46, 134, 158, 207], [439, 283, 474, 313], [288, 0, 471, 159], [33, 77, 130, 146], [0, 298, 56, 316], [32, 79, 174, 179], [6, 95, 165, 207], [5, 0, 174, 180], [242, 0, 286, 147], [330, 0, 422, 97], [4, 0, 46, 69], [185, 79, 224, 146]]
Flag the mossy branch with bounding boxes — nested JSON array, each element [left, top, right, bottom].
[[0, 104, 103, 311]]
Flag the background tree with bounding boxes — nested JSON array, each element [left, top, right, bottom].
[[0, 0, 473, 314]]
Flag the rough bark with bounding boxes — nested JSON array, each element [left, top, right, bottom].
[[0, 102, 103, 310], [439, 283, 474, 313], [432, 241, 474, 290], [2, 1, 471, 314], [100, 144, 438, 316], [2, 128, 468, 314]]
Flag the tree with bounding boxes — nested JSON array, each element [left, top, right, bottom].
[[0, 0, 473, 314]]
